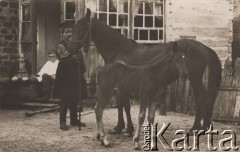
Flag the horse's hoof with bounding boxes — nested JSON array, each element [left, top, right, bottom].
[[104, 143, 111, 148], [123, 132, 132, 137], [97, 133, 100, 140], [134, 144, 141, 151], [133, 140, 140, 150], [123, 130, 133, 137], [101, 136, 110, 147], [108, 129, 122, 134]]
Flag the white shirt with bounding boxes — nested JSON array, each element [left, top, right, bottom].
[[37, 60, 59, 82]]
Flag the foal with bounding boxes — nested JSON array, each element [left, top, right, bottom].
[[95, 43, 188, 149]]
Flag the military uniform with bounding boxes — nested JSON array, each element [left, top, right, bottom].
[[54, 40, 87, 130]]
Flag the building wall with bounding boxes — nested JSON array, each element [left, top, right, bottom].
[[166, 0, 233, 62], [233, 0, 240, 17], [0, 0, 19, 76]]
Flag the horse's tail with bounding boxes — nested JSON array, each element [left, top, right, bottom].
[[206, 47, 222, 119]]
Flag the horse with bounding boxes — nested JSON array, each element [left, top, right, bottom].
[[70, 8, 222, 147], [96, 42, 188, 149]]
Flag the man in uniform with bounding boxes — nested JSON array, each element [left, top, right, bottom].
[[54, 21, 88, 131]]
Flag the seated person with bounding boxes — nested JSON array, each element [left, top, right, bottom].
[[30, 50, 59, 100]]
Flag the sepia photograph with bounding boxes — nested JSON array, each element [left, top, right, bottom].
[[0, 0, 240, 151]]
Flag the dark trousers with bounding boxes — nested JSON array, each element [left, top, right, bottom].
[[59, 97, 78, 124], [32, 74, 54, 97]]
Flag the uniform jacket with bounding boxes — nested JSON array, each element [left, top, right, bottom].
[[54, 41, 88, 101]]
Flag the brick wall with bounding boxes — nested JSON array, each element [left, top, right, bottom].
[[166, 0, 233, 63], [0, 0, 18, 77]]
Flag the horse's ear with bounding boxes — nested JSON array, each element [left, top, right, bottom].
[[86, 8, 91, 20]]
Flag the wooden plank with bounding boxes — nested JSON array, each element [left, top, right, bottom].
[[22, 102, 58, 108]]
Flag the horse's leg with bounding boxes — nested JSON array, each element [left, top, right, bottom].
[[201, 96, 214, 131], [189, 78, 207, 134], [95, 100, 110, 147], [123, 98, 134, 137], [109, 101, 125, 134], [148, 100, 158, 150], [133, 98, 148, 150], [202, 86, 219, 130]]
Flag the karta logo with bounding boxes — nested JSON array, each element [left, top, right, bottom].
[[142, 123, 239, 151]]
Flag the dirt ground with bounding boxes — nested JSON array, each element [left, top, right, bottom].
[[0, 105, 240, 152]]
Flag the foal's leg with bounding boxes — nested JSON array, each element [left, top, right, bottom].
[[109, 102, 125, 134], [133, 98, 148, 150], [123, 98, 134, 137], [148, 100, 157, 125], [189, 78, 207, 134], [148, 100, 158, 150], [95, 100, 110, 147]]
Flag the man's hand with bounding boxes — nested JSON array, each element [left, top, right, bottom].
[[29, 75, 38, 81]]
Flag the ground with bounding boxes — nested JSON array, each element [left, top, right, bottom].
[[0, 105, 240, 152]]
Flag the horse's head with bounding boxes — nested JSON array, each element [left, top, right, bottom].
[[69, 8, 93, 54], [173, 51, 189, 81]]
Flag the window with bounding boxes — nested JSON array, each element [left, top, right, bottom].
[[133, 0, 164, 43], [20, 0, 31, 42], [85, 0, 165, 43], [63, 1, 76, 21], [86, 0, 130, 37]]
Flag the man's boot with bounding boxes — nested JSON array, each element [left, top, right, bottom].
[[70, 111, 86, 127], [60, 122, 68, 130], [60, 106, 68, 130]]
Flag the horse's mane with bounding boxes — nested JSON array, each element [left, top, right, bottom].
[[93, 18, 138, 53]]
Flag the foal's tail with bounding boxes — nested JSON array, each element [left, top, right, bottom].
[[206, 47, 222, 119]]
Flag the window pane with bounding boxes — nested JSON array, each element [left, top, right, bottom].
[[65, 2, 75, 20], [119, 0, 129, 13], [99, 13, 107, 24], [134, 29, 138, 40], [99, 0, 107, 12], [109, 0, 116, 12], [145, 16, 153, 27], [118, 15, 128, 26], [109, 14, 117, 26], [137, 3, 143, 14], [134, 16, 143, 27], [159, 30, 163, 40], [145, 3, 153, 14], [22, 4, 30, 21], [154, 3, 163, 15], [140, 30, 148, 40], [150, 30, 158, 40], [155, 16, 163, 27]]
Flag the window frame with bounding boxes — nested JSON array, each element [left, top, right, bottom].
[[133, 0, 165, 43], [63, 0, 166, 43], [62, 0, 76, 21], [92, 0, 131, 38]]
